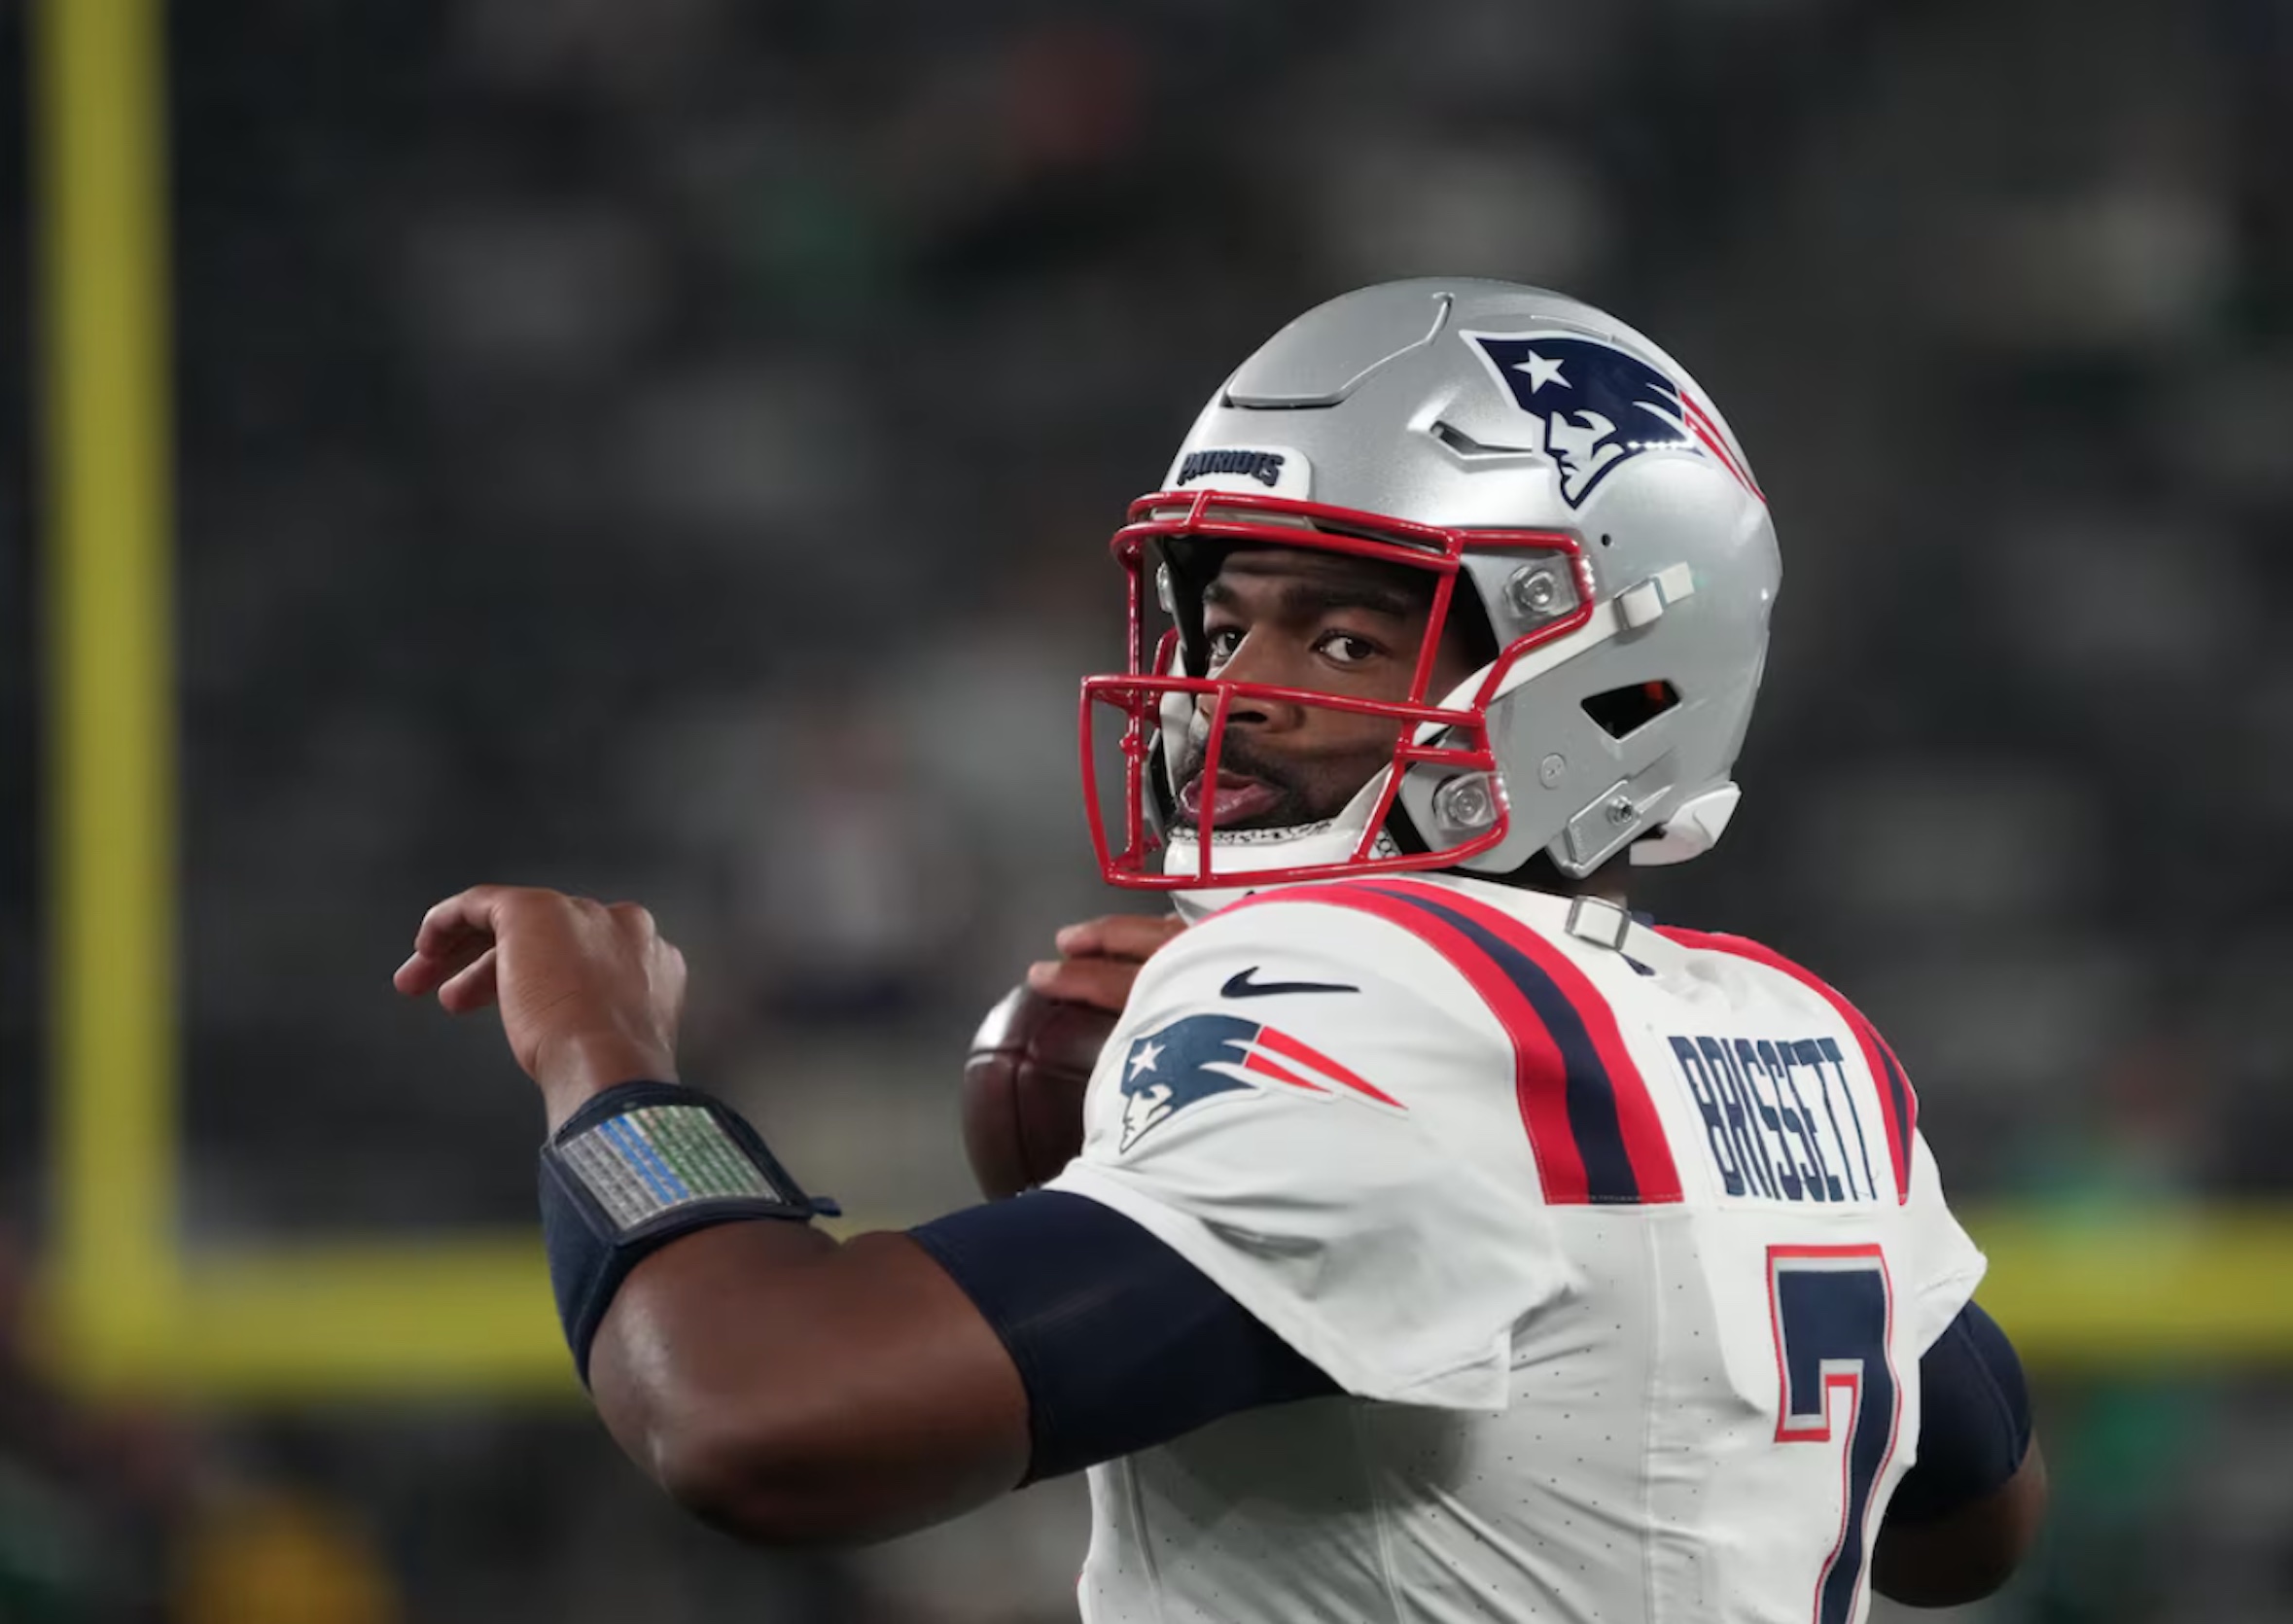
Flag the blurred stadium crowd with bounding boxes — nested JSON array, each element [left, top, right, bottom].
[[3, 0, 2292, 1618]]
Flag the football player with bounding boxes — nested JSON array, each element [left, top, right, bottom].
[[399, 280, 2044, 1622]]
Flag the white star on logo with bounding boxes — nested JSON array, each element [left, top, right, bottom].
[[1513, 352, 1569, 394], [1127, 1040, 1164, 1079]]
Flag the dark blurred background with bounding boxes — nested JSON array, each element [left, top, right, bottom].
[[5, 0, 2293, 1619]]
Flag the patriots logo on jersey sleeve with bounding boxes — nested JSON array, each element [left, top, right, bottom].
[[1467, 334, 1762, 509], [1116, 1013, 1404, 1152]]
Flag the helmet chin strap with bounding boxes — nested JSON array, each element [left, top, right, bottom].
[[1158, 771, 1404, 920], [1164, 828, 1411, 922], [1154, 766, 1738, 919]]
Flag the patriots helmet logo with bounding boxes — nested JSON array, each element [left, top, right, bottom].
[[1115, 1012, 1403, 1152], [1468, 334, 1762, 510]]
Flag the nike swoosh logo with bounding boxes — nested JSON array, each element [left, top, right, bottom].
[[1220, 967, 1360, 999]]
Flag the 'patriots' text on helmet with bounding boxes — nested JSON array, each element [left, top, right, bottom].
[[1080, 279, 1781, 898]]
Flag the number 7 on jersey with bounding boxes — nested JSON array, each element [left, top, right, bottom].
[[1768, 1245, 1902, 1624]]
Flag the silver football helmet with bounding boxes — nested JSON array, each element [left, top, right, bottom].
[[1081, 278, 1781, 896]]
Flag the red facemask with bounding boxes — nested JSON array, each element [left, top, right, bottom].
[[1081, 486, 1594, 892]]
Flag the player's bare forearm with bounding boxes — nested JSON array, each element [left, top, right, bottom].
[[585, 1219, 1031, 1547], [1872, 1433, 2048, 1606], [397, 884, 1032, 1545]]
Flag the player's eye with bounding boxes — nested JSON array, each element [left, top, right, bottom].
[[1204, 626, 1244, 668], [1315, 631, 1383, 666]]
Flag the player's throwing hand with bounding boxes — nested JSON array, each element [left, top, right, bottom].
[[394, 884, 687, 1126]]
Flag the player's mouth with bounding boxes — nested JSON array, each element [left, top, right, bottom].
[[1176, 770, 1284, 829]]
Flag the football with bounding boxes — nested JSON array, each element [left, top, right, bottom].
[[961, 983, 1117, 1199]]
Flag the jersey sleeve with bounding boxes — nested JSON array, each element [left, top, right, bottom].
[[1893, 1128, 1988, 1356], [1042, 893, 1573, 1409]]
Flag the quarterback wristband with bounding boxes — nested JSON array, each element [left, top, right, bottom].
[[539, 1080, 839, 1384]]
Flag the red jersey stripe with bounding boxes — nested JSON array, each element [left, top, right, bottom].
[[1371, 880, 1682, 1204], [1224, 882, 1593, 1203]]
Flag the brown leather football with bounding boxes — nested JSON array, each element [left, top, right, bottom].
[[962, 983, 1118, 1199]]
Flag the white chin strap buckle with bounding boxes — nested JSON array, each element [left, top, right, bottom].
[[1629, 783, 1741, 867]]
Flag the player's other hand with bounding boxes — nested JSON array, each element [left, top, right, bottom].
[[1024, 912, 1186, 1014], [395, 884, 687, 1123]]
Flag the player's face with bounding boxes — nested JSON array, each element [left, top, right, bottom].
[[1173, 547, 1483, 831]]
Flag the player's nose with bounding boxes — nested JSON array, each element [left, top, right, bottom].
[[1201, 635, 1308, 731]]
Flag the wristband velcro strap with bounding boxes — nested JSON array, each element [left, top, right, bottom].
[[540, 1081, 838, 1383]]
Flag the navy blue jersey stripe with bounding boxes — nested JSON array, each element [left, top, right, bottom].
[[1365, 886, 1640, 1203], [1871, 1031, 1916, 1188]]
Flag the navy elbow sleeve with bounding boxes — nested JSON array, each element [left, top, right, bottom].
[[910, 1190, 1337, 1482], [1889, 1300, 2032, 1526]]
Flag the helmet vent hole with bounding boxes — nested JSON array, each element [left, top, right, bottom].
[[1582, 681, 1679, 739], [1429, 419, 1535, 458]]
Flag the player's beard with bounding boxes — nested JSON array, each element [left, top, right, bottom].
[[1170, 725, 1369, 833]]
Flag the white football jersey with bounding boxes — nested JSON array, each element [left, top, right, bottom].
[[1044, 873, 1985, 1624]]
